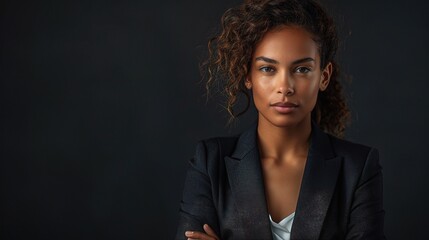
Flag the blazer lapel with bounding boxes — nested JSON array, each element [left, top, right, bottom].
[[291, 124, 342, 240], [225, 125, 273, 239], [224, 123, 341, 240]]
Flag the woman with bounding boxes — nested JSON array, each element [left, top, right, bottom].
[[176, 0, 385, 239]]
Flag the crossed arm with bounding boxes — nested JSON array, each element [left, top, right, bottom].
[[184, 224, 219, 240], [175, 141, 222, 240]]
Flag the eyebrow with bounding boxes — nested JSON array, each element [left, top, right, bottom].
[[292, 57, 315, 65], [255, 56, 315, 65], [255, 56, 279, 64]]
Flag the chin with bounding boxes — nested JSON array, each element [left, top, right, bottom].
[[258, 108, 313, 128], [263, 115, 304, 128], [272, 120, 302, 129]]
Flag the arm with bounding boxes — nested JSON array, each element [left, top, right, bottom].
[[346, 148, 386, 240], [175, 141, 221, 240]]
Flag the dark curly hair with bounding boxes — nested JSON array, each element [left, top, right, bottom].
[[205, 0, 350, 137]]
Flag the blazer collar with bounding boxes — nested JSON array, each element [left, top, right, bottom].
[[230, 121, 335, 160], [225, 122, 341, 240]]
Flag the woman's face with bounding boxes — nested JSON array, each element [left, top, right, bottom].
[[246, 26, 332, 128]]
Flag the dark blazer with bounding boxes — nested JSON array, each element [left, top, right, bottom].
[[176, 123, 385, 240]]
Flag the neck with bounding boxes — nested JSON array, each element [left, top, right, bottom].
[[257, 116, 312, 162]]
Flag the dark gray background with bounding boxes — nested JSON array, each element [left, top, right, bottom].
[[1, 0, 428, 239]]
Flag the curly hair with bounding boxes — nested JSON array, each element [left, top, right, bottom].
[[205, 0, 350, 137]]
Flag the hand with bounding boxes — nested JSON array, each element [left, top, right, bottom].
[[185, 224, 220, 240]]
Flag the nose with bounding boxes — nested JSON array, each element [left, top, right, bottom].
[[277, 73, 295, 96]]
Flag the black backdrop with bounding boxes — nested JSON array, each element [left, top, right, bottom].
[[1, 0, 428, 239]]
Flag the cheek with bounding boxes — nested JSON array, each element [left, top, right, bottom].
[[250, 82, 273, 111], [251, 86, 265, 107], [297, 80, 320, 103]]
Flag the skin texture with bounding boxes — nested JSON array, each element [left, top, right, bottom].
[[185, 26, 332, 239], [247, 26, 331, 130], [248, 26, 331, 223]]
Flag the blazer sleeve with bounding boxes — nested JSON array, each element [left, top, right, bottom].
[[175, 141, 220, 240], [346, 148, 386, 240]]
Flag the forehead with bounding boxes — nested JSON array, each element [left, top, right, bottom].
[[253, 26, 320, 62]]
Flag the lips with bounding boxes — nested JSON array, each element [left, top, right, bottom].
[[271, 102, 298, 107], [270, 102, 298, 114]]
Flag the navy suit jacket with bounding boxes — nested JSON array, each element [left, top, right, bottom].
[[176, 124, 385, 240]]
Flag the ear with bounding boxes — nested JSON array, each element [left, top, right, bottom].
[[319, 62, 333, 91], [245, 77, 252, 89]]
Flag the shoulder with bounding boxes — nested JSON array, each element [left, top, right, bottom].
[[189, 135, 240, 173], [327, 134, 381, 177], [195, 135, 239, 156], [328, 135, 377, 159]]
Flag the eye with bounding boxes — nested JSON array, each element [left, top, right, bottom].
[[295, 66, 311, 73], [259, 66, 275, 73]]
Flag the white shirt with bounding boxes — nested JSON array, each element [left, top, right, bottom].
[[269, 212, 295, 240]]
